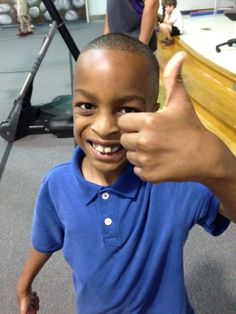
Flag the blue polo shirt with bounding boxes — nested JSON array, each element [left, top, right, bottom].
[[32, 146, 229, 314]]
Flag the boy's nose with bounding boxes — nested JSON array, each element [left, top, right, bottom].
[[91, 114, 119, 137]]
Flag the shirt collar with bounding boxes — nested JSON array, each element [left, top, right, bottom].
[[71, 146, 142, 205]]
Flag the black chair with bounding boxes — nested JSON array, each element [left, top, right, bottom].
[[216, 8, 236, 52]]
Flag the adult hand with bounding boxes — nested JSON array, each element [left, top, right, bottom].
[[118, 51, 218, 183]]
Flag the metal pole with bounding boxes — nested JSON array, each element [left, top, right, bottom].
[[84, 0, 90, 23], [42, 0, 80, 61]]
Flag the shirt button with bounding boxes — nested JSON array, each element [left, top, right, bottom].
[[104, 218, 112, 226], [102, 192, 109, 200]]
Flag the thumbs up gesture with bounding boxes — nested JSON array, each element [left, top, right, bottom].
[[118, 52, 226, 184]]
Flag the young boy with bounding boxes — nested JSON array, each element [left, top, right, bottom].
[[16, 33, 236, 314], [159, 0, 183, 46]]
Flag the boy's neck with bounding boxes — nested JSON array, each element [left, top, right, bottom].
[[81, 156, 126, 186]]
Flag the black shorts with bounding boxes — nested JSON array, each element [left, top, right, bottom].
[[171, 26, 181, 36]]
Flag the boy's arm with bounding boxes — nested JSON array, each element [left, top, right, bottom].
[[103, 14, 110, 34], [118, 52, 236, 223], [16, 248, 51, 314], [139, 0, 159, 46], [163, 13, 171, 24]]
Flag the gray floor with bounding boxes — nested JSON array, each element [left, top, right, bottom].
[[0, 21, 236, 314]]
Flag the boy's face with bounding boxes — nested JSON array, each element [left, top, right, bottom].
[[73, 49, 157, 184], [165, 4, 174, 14]]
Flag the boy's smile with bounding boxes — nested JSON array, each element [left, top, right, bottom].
[[91, 141, 122, 155], [73, 49, 157, 186]]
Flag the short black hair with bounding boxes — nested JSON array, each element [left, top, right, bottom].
[[81, 33, 159, 70], [165, 0, 177, 7], [81, 33, 159, 86]]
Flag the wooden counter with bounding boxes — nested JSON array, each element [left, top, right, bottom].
[[155, 36, 236, 155]]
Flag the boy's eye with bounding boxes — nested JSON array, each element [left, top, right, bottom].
[[74, 102, 96, 116], [79, 103, 95, 111], [119, 107, 139, 114]]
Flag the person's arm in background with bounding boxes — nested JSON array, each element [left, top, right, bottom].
[[16, 249, 51, 314], [139, 0, 159, 45], [104, 13, 110, 34]]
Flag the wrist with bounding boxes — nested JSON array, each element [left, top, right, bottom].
[[16, 274, 32, 297]]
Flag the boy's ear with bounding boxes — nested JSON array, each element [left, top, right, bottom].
[[153, 102, 160, 112]]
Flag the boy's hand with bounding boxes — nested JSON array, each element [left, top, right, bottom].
[[118, 51, 220, 183], [16, 250, 50, 314], [17, 290, 39, 314]]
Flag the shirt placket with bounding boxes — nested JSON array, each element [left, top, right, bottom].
[[98, 190, 120, 247]]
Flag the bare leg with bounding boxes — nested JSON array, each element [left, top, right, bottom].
[[159, 23, 172, 40], [17, 15, 33, 35]]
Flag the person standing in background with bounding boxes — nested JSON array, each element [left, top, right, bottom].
[[104, 0, 159, 51], [16, 0, 33, 36]]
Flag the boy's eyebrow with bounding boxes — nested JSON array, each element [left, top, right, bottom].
[[74, 88, 97, 101], [115, 95, 145, 105], [74, 88, 145, 104]]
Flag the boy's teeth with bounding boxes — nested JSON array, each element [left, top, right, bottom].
[[92, 143, 120, 154], [104, 147, 112, 153]]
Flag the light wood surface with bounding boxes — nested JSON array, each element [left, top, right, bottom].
[[155, 36, 236, 155]]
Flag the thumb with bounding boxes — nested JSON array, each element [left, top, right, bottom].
[[163, 51, 191, 108]]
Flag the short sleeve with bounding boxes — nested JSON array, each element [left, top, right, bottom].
[[32, 177, 64, 254], [170, 182, 230, 236], [169, 9, 178, 24], [197, 194, 230, 236]]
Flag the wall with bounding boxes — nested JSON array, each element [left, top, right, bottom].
[[87, 0, 106, 16], [178, 0, 235, 11], [1, 0, 234, 25], [0, 0, 86, 25], [86, 0, 235, 16]]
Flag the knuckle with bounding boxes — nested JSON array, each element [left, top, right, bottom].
[[137, 136, 147, 149], [145, 113, 156, 127], [137, 153, 149, 167]]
